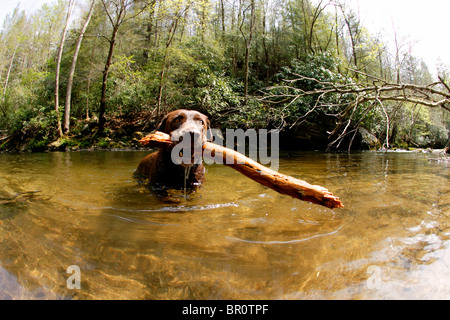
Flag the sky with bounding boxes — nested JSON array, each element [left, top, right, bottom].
[[1, 0, 449, 75], [0, 0, 50, 22], [344, 0, 450, 75]]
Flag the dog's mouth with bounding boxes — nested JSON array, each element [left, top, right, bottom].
[[177, 148, 201, 167], [171, 131, 204, 167]]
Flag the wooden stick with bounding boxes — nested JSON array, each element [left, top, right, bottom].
[[140, 132, 344, 209]]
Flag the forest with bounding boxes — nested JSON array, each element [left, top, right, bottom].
[[0, 0, 449, 152]]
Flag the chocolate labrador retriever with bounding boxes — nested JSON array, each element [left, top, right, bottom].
[[136, 109, 210, 196]]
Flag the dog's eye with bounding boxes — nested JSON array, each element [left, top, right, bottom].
[[197, 119, 204, 125]]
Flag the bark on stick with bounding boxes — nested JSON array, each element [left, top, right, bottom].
[[140, 131, 344, 209]]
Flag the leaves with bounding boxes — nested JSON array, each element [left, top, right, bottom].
[[0, 0, 448, 151]]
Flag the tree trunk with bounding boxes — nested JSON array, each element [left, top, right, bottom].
[[98, 0, 149, 130], [0, 44, 18, 118], [157, 17, 180, 114], [261, 2, 269, 85], [63, 0, 95, 135], [85, 43, 98, 121], [99, 24, 120, 131], [339, 4, 360, 78], [143, 0, 156, 63], [220, 0, 225, 34], [2, 44, 17, 104], [55, 0, 75, 138], [308, 0, 326, 54], [240, 0, 255, 105]]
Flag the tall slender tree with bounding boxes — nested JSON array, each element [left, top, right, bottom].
[[239, 0, 255, 104], [156, 1, 192, 114], [55, 0, 75, 137], [63, 0, 96, 135], [98, 0, 149, 131]]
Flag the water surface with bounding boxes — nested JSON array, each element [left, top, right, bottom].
[[0, 150, 449, 299]]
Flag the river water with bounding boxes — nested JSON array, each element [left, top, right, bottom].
[[0, 150, 449, 299]]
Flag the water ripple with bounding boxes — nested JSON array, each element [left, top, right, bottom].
[[105, 202, 239, 213], [225, 225, 344, 245]]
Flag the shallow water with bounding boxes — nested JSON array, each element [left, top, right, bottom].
[[0, 150, 449, 299]]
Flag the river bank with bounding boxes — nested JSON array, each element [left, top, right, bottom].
[[1, 113, 448, 154], [0, 111, 155, 153], [1, 133, 448, 157]]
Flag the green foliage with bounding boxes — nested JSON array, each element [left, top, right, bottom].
[[190, 63, 241, 113], [0, 0, 448, 151], [1, 105, 57, 151], [108, 55, 149, 113], [97, 138, 111, 148], [184, 39, 242, 115], [268, 53, 356, 125], [28, 136, 51, 152]]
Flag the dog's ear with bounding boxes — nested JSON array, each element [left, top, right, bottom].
[[156, 114, 169, 133]]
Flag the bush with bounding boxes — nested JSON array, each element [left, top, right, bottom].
[[262, 53, 356, 129], [4, 105, 58, 151]]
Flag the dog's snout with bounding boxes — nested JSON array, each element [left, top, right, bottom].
[[189, 131, 199, 141], [183, 130, 202, 145], [172, 129, 204, 145]]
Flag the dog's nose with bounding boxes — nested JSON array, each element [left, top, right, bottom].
[[189, 131, 198, 141], [171, 129, 203, 144], [181, 131, 200, 143]]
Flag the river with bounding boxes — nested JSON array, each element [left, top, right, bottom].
[[0, 150, 449, 299]]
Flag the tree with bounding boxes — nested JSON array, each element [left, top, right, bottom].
[[0, 7, 27, 116], [55, 0, 75, 137], [64, 0, 96, 134], [156, 0, 193, 114], [98, 0, 149, 131], [335, 1, 362, 77], [239, 0, 256, 104], [0, 0, 447, 152], [262, 68, 450, 150]]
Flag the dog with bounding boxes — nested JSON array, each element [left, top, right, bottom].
[[136, 109, 210, 197]]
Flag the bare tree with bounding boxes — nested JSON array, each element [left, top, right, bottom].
[[306, 0, 328, 54], [335, 1, 361, 77]]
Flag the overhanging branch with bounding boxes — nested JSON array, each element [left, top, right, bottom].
[[260, 71, 450, 150]]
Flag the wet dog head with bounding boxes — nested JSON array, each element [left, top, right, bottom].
[[156, 109, 210, 166]]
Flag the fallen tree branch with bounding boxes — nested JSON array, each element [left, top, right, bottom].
[[140, 131, 344, 209], [260, 71, 450, 150], [262, 76, 450, 111]]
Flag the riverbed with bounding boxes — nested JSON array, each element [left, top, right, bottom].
[[0, 150, 449, 299]]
